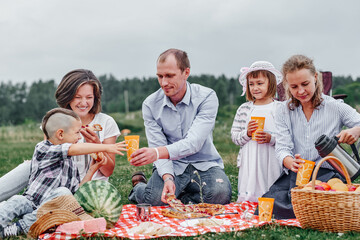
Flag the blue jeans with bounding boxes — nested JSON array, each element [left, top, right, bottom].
[[0, 160, 31, 202], [129, 165, 232, 206], [0, 187, 72, 233]]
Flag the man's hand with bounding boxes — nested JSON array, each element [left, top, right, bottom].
[[161, 174, 176, 203], [130, 147, 158, 166], [336, 126, 360, 145]]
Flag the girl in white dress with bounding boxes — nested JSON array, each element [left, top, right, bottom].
[[231, 61, 283, 202]]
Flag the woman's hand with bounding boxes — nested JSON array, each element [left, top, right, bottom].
[[336, 126, 360, 145], [255, 130, 271, 144], [283, 154, 305, 172], [247, 120, 258, 137], [80, 128, 101, 144]]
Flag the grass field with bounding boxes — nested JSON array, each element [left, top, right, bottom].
[[1, 108, 360, 239]]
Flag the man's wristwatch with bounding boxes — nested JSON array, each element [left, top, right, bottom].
[[164, 176, 174, 183]]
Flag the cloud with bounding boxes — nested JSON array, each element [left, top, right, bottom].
[[0, 0, 359, 84]]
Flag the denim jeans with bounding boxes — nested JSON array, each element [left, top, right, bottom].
[[129, 165, 232, 206], [0, 187, 72, 233], [0, 160, 31, 202]]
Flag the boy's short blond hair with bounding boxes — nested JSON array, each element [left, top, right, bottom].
[[42, 108, 80, 139]]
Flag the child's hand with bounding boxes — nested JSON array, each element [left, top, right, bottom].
[[255, 130, 271, 144], [107, 141, 127, 155], [247, 120, 258, 137], [95, 155, 108, 167]]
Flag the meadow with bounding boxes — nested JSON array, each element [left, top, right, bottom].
[[1, 108, 360, 239]]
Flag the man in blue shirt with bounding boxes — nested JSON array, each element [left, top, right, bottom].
[[128, 48, 232, 206]]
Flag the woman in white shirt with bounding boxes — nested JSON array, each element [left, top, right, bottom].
[[262, 55, 360, 219], [0, 69, 120, 202]]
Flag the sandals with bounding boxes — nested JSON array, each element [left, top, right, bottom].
[[131, 171, 147, 187]]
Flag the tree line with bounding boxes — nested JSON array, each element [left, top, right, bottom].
[[0, 74, 359, 126]]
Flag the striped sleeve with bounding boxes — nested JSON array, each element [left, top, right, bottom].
[[275, 102, 294, 167], [231, 102, 252, 146]]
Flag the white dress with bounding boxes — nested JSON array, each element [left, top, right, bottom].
[[237, 102, 281, 202], [74, 113, 120, 181]]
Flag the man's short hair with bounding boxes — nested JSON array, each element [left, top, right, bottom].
[[42, 108, 80, 139], [157, 48, 191, 72]]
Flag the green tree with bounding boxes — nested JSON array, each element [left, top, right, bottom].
[[25, 80, 57, 122]]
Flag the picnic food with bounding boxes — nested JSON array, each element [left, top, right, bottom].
[[195, 218, 224, 227], [301, 178, 360, 192], [74, 180, 122, 228], [128, 222, 173, 236], [85, 124, 104, 161], [161, 194, 225, 219], [55, 217, 106, 234], [327, 178, 343, 187], [90, 151, 104, 161], [331, 182, 348, 191], [86, 123, 103, 131]]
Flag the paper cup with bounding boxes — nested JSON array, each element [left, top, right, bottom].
[[258, 197, 274, 221], [251, 116, 265, 141], [124, 135, 139, 161], [296, 159, 316, 186], [136, 203, 151, 222]]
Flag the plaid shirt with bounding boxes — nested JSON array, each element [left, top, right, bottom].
[[24, 140, 80, 206]]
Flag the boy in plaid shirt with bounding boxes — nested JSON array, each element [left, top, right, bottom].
[[0, 108, 126, 238]]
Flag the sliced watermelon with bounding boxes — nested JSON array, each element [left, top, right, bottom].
[[75, 180, 122, 227]]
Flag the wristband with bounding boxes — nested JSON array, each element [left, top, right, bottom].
[[164, 176, 174, 183], [154, 147, 160, 160]]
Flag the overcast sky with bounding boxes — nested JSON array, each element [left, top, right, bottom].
[[1, 0, 360, 84]]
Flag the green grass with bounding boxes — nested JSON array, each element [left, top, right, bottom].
[[1, 109, 360, 239]]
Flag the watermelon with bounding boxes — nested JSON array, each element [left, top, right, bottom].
[[74, 180, 122, 228]]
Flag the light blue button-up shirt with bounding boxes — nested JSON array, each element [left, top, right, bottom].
[[275, 94, 360, 171], [142, 82, 224, 177]]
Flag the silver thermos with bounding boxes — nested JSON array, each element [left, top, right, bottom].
[[315, 134, 360, 181]]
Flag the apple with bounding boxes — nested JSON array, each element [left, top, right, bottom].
[[315, 185, 325, 191], [318, 182, 331, 191], [348, 185, 357, 191]]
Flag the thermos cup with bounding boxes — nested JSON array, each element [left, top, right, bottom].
[[315, 134, 360, 181]]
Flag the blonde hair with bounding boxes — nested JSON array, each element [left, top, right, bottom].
[[245, 70, 277, 102], [282, 55, 323, 109], [42, 108, 80, 139]]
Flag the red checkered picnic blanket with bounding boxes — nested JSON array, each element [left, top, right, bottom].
[[39, 202, 301, 240]]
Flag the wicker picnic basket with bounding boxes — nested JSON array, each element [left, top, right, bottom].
[[291, 156, 360, 232]]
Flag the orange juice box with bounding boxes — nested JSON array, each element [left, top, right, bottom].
[[124, 135, 140, 161], [251, 116, 265, 141], [258, 197, 274, 221], [296, 159, 316, 186]]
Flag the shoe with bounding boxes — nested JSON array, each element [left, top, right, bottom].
[[131, 171, 147, 187], [0, 222, 23, 238]]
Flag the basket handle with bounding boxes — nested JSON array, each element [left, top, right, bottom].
[[311, 156, 351, 190]]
